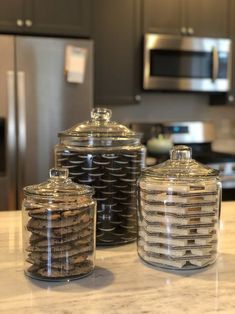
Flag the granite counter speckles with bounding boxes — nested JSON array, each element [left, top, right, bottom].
[[1, 203, 235, 313]]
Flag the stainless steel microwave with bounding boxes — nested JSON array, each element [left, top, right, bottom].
[[143, 34, 232, 92]]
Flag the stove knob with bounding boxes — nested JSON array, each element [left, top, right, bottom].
[[219, 164, 225, 172]]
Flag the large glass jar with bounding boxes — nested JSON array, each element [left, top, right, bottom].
[[22, 168, 96, 281], [55, 108, 145, 246], [138, 145, 221, 270]]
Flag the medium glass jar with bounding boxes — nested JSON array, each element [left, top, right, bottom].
[[55, 108, 145, 245], [137, 145, 221, 270], [22, 168, 96, 281]]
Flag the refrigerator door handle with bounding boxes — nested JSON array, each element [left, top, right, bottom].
[[7, 71, 17, 209], [17, 71, 26, 200]]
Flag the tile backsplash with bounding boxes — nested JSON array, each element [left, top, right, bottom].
[[109, 93, 235, 144]]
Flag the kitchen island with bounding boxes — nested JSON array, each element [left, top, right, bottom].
[[0, 202, 235, 314]]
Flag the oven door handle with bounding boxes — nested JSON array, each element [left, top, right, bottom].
[[212, 47, 219, 82]]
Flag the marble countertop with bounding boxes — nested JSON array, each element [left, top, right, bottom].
[[1, 202, 235, 314]]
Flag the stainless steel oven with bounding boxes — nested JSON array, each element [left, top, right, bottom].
[[143, 34, 232, 92], [130, 121, 235, 201]]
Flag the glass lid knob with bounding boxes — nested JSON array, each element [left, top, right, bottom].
[[170, 145, 192, 160], [91, 107, 112, 122], [49, 168, 69, 179]]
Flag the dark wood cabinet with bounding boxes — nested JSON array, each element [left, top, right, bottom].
[[228, 0, 235, 105], [185, 0, 229, 38], [24, 0, 91, 37], [143, 0, 229, 38], [143, 0, 183, 35], [0, 0, 91, 37], [0, 0, 25, 33], [210, 0, 235, 105], [93, 0, 141, 105]]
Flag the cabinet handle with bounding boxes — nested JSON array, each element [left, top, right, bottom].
[[188, 27, 194, 35], [135, 95, 141, 102], [228, 95, 234, 103], [25, 20, 33, 27], [16, 19, 24, 27], [181, 27, 187, 35]]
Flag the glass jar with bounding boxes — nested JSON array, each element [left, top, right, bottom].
[[55, 108, 145, 246], [22, 168, 96, 281], [137, 145, 221, 270]]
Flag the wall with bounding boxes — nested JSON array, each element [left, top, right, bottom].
[[109, 93, 235, 153]]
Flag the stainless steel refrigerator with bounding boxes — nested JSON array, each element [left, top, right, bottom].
[[0, 35, 93, 210]]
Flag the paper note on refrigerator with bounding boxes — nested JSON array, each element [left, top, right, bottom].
[[65, 45, 87, 83]]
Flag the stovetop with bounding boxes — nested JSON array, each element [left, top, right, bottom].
[[130, 122, 235, 200], [147, 143, 235, 164], [146, 143, 235, 200], [185, 143, 235, 163]]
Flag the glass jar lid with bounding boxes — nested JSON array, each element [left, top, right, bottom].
[[23, 168, 93, 197], [142, 145, 219, 179], [58, 107, 140, 147]]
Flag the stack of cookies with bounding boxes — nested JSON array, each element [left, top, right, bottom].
[[56, 148, 144, 245], [24, 197, 95, 280], [138, 180, 219, 269]]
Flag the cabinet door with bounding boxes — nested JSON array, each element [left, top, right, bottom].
[[24, 0, 91, 37], [228, 0, 235, 104], [143, 0, 183, 35], [185, 0, 229, 38], [93, 0, 141, 105], [0, 0, 24, 33]]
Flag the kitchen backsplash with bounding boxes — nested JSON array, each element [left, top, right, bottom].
[[109, 93, 235, 147]]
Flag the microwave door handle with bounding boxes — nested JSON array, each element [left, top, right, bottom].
[[212, 47, 219, 82]]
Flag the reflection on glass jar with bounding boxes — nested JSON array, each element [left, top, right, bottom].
[[55, 108, 145, 246], [137, 145, 221, 270], [22, 168, 96, 281]]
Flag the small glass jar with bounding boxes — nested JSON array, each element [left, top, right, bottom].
[[55, 108, 145, 246], [22, 168, 96, 281], [137, 145, 221, 270]]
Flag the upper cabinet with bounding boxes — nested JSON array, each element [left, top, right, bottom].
[[93, 0, 141, 105], [143, 0, 229, 38], [185, 0, 229, 38], [0, 0, 25, 33], [0, 0, 91, 37], [24, 0, 91, 37], [143, 0, 183, 35], [227, 0, 235, 105]]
